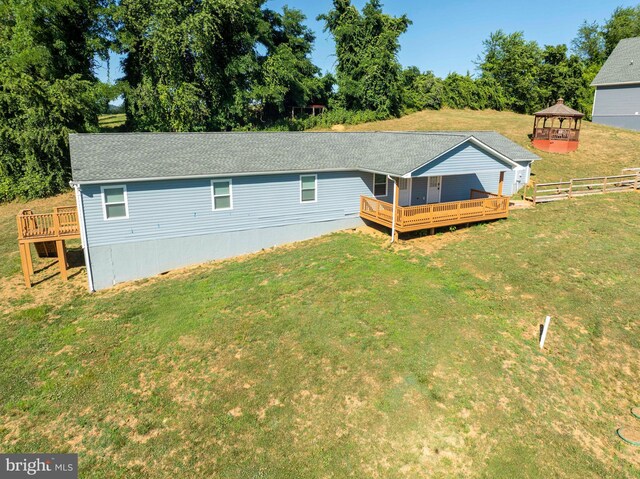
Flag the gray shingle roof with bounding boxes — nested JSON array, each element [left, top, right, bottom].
[[534, 99, 584, 117], [69, 131, 539, 183], [591, 37, 640, 86]]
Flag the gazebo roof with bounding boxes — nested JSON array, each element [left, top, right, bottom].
[[534, 99, 584, 118]]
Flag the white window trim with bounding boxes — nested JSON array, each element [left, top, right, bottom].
[[373, 173, 388, 197], [101, 184, 129, 221], [300, 174, 318, 203], [211, 178, 233, 211]]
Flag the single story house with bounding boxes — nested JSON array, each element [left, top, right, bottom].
[[69, 131, 540, 290], [591, 37, 640, 131]]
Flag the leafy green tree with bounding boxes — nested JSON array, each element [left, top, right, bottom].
[[401, 67, 444, 112], [572, 21, 605, 65], [115, 0, 268, 131], [603, 6, 640, 56], [477, 30, 543, 114], [307, 73, 336, 108], [95, 81, 124, 114], [538, 45, 587, 108], [0, 0, 105, 201], [319, 0, 411, 116], [440, 73, 506, 111], [473, 76, 507, 111], [442, 73, 477, 109], [116, 0, 325, 131], [252, 7, 332, 123], [572, 6, 640, 64]]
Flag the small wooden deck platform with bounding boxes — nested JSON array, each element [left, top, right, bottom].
[[17, 206, 81, 287], [360, 191, 510, 234]]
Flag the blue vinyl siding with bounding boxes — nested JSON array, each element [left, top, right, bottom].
[[407, 142, 519, 200], [593, 85, 640, 116], [592, 85, 640, 130], [410, 143, 513, 177], [81, 171, 373, 247], [592, 115, 640, 131], [440, 171, 515, 202]]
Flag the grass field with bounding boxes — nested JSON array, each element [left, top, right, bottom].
[[98, 113, 127, 132], [1, 110, 640, 477]]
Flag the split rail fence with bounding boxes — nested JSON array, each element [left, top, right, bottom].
[[524, 170, 640, 205]]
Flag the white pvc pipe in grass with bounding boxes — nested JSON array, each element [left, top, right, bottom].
[[540, 316, 551, 349]]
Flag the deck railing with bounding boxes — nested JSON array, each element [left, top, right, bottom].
[[360, 192, 509, 233], [16, 206, 80, 241]]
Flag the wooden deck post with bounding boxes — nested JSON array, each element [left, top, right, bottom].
[[498, 171, 505, 197], [25, 243, 34, 276], [56, 240, 68, 281], [19, 243, 31, 288]]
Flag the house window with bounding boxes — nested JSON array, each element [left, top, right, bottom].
[[300, 175, 317, 203], [101, 185, 128, 220], [211, 179, 233, 210], [373, 173, 387, 197]]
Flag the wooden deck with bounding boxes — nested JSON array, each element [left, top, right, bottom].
[[16, 206, 81, 287], [17, 206, 80, 242], [360, 191, 510, 233]]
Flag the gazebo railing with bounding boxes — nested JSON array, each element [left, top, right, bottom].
[[533, 127, 580, 141]]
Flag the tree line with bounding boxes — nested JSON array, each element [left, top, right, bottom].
[[1, 0, 639, 201]]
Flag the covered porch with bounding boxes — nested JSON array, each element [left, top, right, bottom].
[[360, 171, 510, 239], [360, 189, 509, 234], [359, 135, 520, 239]]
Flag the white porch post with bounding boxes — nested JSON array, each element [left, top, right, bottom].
[[389, 175, 398, 243]]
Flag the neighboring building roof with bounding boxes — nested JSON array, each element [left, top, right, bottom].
[[591, 37, 640, 86], [534, 99, 584, 118], [69, 131, 540, 184]]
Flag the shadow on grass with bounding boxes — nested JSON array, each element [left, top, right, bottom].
[[30, 247, 85, 286]]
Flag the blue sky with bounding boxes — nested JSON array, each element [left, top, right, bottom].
[[96, 0, 637, 84]]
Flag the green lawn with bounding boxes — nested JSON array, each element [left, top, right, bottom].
[[1, 192, 640, 477], [98, 113, 127, 132]]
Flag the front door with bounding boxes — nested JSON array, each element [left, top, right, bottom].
[[398, 178, 411, 206], [426, 176, 442, 204]]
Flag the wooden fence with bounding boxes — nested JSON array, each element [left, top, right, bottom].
[[524, 171, 640, 205]]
